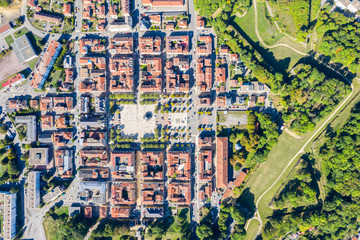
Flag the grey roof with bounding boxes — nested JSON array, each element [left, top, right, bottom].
[[144, 207, 164, 218], [15, 115, 37, 142], [38, 133, 53, 143], [11, 34, 37, 63], [78, 181, 107, 204]]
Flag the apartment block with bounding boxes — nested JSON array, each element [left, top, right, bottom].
[[78, 181, 107, 204], [166, 35, 190, 54], [110, 151, 135, 179], [31, 40, 62, 89], [167, 151, 191, 181], [80, 131, 107, 147], [53, 131, 73, 147], [109, 57, 134, 92], [140, 151, 164, 180], [27, 171, 41, 208], [109, 37, 133, 54], [198, 136, 212, 147], [166, 57, 190, 93], [54, 149, 73, 178], [39, 96, 73, 112], [139, 36, 162, 54], [111, 207, 131, 218], [199, 150, 212, 181], [79, 150, 108, 167], [0, 192, 16, 240], [216, 137, 228, 190], [141, 182, 164, 205], [139, 57, 162, 92], [168, 182, 191, 205], [79, 57, 106, 92], [40, 115, 54, 129], [142, 0, 184, 6], [79, 168, 110, 180], [197, 57, 213, 92], [15, 115, 37, 142], [111, 182, 136, 205], [197, 36, 212, 55], [79, 38, 106, 54]]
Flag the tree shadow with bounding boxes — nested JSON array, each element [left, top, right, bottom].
[[229, 18, 292, 74], [237, 187, 256, 216]]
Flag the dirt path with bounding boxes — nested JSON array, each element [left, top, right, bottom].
[[248, 76, 356, 237], [284, 128, 301, 139], [0, 2, 22, 26], [211, 5, 225, 18], [254, 0, 308, 55]]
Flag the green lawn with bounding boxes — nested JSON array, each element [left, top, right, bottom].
[[45, 69, 62, 89], [28, 57, 38, 70], [233, 5, 257, 42], [32, 20, 46, 31], [245, 219, 260, 240], [241, 79, 360, 230], [257, 2, 282, 46], [231, 4, 307, 71], [232, 2, 282, 45], [4, 35, 14, 46], [55, 206, 68, 216], [13, 28, 29, 39]]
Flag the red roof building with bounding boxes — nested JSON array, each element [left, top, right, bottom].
[[216, 137, 228, 190], [142, 0, 184, 6], [167, 151, 191, 181], [168, 182, 191, 205], [110, 151, 135, 179], [84, 206, 92, 218], [79, 150, 108, 167], [109, 57, 134, 92], [197, 58, 212, 92], [199, 150, 212, 181], [139, 57, 162, 92], [140, 151, 164, 180], [63, 3, 72, 16], [111, 182, 136, 205], [141, 183, 164, 205], [2, 73, 25, 88], [111, 207, 130, 218], [197, 36, 212, 55]]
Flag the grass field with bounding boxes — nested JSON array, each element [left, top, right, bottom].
[[241, 78, 360, 229], [55, 206, 68, 216], [28, 57, 38, 70], [233, 5, 257, 42], [231, 3, 308, 72], [13, 28, 29, 39], [245, 219, 260, 240], [4, 35, 14, 46]]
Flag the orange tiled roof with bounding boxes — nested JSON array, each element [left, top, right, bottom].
[[216, 137, 228, 189]]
